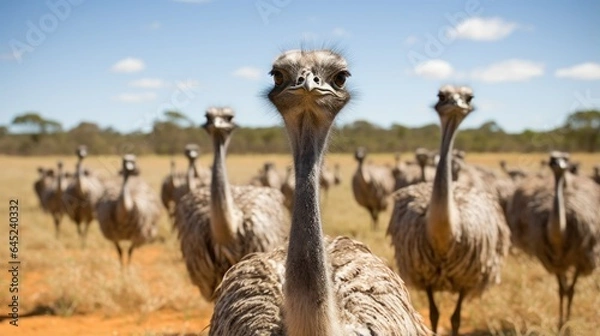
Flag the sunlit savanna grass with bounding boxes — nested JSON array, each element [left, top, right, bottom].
[[0, 153, 599, 335]]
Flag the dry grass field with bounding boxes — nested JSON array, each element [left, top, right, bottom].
[[0, 152, 599, 336]]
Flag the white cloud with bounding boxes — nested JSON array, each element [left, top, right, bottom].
[[111, 57, 145, 73], [471, 59, 543, 83], [449, 17, 519, 41], [555, 62, 600, 80], [232, 67, 261, 80], [414, 59, 454, 79], [332, 27, 349, 37], [405, 35, 419, 46], [129, 78, 166, 89], [112, 92, 156, 103]]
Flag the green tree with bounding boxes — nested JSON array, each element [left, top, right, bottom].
[[164, 110, 194, 128], [563, 110, 600, 152], [11, 112, 62, 143]]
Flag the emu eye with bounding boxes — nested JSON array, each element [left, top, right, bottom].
[[465, 95, 474, 103], [225, 116, 233, 122], [271, 70, 283, 86], [437, 92, 446, 101], [333, 71, 349, 88]]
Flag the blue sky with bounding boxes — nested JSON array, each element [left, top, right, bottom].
[[1, 0, 599, 133]]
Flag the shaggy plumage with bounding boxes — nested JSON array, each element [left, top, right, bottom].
[[160, 160, 186, 224], [96, 155, 160, 265], [210, 236, 429, 336], [394, 152, 435, 189], [507, 152, 600, 328], [249, 162, 283, 189], [176, 185, 289, 300], [175, 107, 289, 301], [388, 182, 509, 295], [456, 160, 515, 215], [162, 145, 211, 230], [387, 85, 510, 335], [352, 147, 396, 229], [40, 161, 70, 238], [62, 146, 105, 247], [34, 167, 54, 211]]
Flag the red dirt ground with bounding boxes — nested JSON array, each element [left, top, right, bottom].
[[0, 310, 212, 336]]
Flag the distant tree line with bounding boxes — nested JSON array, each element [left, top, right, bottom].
[[0, 110, 598, 156]]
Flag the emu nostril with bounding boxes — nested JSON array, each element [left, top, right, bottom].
[[313, 76, 320, 84], [297, 77, 305, 85]]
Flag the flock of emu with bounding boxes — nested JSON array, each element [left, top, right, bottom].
[[32, 50, 600, 336]]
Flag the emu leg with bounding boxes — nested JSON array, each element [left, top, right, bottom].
[[450, 291, 465, 336], [565, 271, 580, 323], [370, 210, 379, 230], [170, 207, 177, 233], [426, 287, 439, 333], [81, 221, 91, 249], [114, 242, 124, 267], [53, 216, 61, 239], [127, 243, 138, 266], [557, 274, 567, 329], [75, 221, 84, 248]]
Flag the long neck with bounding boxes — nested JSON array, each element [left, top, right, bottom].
[[547, 172, 567, 250], [75, 158, 85, 194], [209, 134, 240, 244], [357, 158, 370, 183], [187, 158, 197, 191], [427, 116, 461, 253], [419, 163, 426, 182], [284, 119, 340, 336], [56, 166, 64, 197], [118, 172, 134, 213], [394, 155, 404, 171], [169, 161, 175, 181]]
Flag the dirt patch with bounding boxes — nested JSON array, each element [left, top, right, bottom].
[[0, 309, 212, 336]]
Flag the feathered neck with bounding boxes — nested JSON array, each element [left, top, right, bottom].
[[427, 115, 462, 253], [547, 171, 568, 251], [209, 132, 241, 244], [284, 115, 341, 336]]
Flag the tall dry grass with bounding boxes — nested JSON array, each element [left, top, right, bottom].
[[0, 152, 599, 335]]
